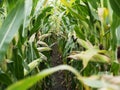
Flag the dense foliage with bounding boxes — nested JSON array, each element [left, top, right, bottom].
[[0, 0, 120, 90]]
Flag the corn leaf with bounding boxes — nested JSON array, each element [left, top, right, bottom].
[[24, 59, 42, 76], [22, 0, 32, 38], [7, 65, 82, 90], [110, 0, 120, 17], [0, 0, 24, 61], [0, 73, 12, 85], [68, 47, 110, 69]]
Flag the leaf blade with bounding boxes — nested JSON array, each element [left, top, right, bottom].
[[0, 0, 24, 61]]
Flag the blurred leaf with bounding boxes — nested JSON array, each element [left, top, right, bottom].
[[100, 75, 120, 90], [83, 78, 104, 88], [26, 42, 40, 62], [110, 13, 120, 60], [87, 0, 100, 9], [30, 0, 38, 15], [0, 72, 12, 85], [39, 52, 47, 61], [0, 0, 3, 7], [7, 65, 82, 90], [22, 0, 32, 38], [0, 0, 24, 61], [77, 38, 93, 49], [37, 41, 48, 47], [68, 48, 99, 68], [37, 47, 51, 52], [92, 54, 110, 63], [116, 25, 120, 46], [102, 75, 120, 85], [68, 46, 110, 69], [34, 0, 48, 16], [24, 59, 42, 76], [110, 14, 119, 53], [60, 0, 85, 21], [110, 0, 120, 17], [30, 7, 52, 36], [12, 47, 24, 80], [87, 2, 99, 20], [39, 33, 51, 41], [74, 25, 85, 40], [60, 0, 70, 8], [110, 62, 120, 75], [7, 0, 19, 12]]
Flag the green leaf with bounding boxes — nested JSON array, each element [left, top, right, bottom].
[[22, 0, 32, 38], [110, 62, 120, 75], [12, 47, 24, 80], [30, 7, 52, 36], [0, 0, 4, 7], [0, 0, 24, 61], [60, 0, 85, 21], [87, 0, 100, 9], [110, 13, 120, 60], [74, 25, 85, 40], [110, 0, 120, 17], [87, 2, 99, 20], [7, 65, 82, 90], [7, 0, 19, 12], [116, 25, 120, 46], [0, 72, 12, 85], [34, 0, 48, 16]]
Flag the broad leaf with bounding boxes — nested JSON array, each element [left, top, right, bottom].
[[0, 0, 24, 61], [110, 0, 120, 17], [34, 0, 48, 16], [22, 0, 32, 38], [83, 78, 104, 88], [0, 72, 12, 85], [116, 25, 120, 46], [68, 48, 99, 68], [7, 65, 82, 90], [12, 47, 24, 80], [68, 47, 110, 68]]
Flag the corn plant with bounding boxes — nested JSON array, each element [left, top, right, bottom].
[[0, 0, 120, 90]]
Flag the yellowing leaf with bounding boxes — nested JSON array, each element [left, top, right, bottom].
[[70, 0, 75, 6], [68, 48, 99, 69], [98, 8, 109, 22], [77, 39, 93, 49], [60, 0, 70, 8], [68, 47, 110, 69]]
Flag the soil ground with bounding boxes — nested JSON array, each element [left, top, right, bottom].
[[51, 43, 67, 90]]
